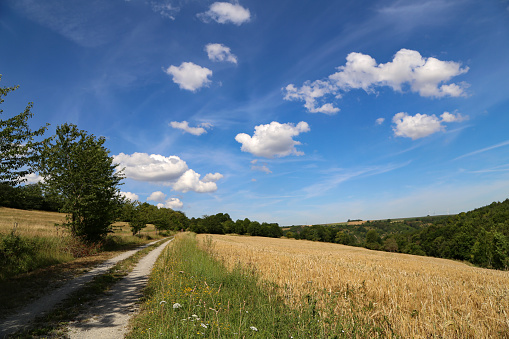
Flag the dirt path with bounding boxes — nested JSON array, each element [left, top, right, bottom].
[[0, 239, 166, 338], [67, 238, 173, 338]]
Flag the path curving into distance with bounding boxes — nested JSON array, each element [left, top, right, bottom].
[[0, 238, 170, 338], [67, 237, 173, 338]]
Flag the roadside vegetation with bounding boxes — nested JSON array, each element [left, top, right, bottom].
[[128, 232, 355, 338]]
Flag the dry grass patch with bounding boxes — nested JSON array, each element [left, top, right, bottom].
[[198, 234, 509, 338]]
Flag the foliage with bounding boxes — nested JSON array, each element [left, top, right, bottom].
[[0, 75, 48, 186], [0, 182, 63, 211], [189, 213, 283, 238], [0, 231, 36, 280], [284, 200, 509, 270], [39, 123, 124, 242]]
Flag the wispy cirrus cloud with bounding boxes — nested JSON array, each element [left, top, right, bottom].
[[454, 139, 509, 160]]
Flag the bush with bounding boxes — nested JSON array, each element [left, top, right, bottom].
[[0, 232, 37, 280]]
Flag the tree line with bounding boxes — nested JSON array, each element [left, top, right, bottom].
[[284, 202, 509, 270]]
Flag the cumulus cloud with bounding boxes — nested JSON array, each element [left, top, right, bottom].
[[235, 121, 310, 158], [203, 172, 224, 182], [376, 118, 385, 125], [113, 152, 222, 193], [147, 191, 167, 202], [170, 121, 212, 136], [392, 111, 468, 140], [198, 2, 251, 25], [284, 49, 469, 113], [164, 62, 212, 92], [22, 173, 44, 184], [114, 153, 188, 182], [440, 111, 468, 122], [120, 191, 139, 202], [157, 197, 183, 209], [172, 169, 220, 193], [205, 43, 238, 64]]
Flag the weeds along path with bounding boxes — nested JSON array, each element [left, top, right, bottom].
[[67, 237, 173, 339], [0, 238, 166, 337]]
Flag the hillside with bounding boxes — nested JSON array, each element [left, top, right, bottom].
[[284, 199, 509, 270]]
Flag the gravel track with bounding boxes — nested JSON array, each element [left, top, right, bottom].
[[67, 238, 173, 338], [0, 238, 167, 338]]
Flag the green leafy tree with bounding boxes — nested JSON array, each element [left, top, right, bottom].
[[39, 123, 124, 242], [127, 202, 153, 236], [0, 76, 48, 185]]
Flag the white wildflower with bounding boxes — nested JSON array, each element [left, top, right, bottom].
[[172, 302, 182, 309], [250, 326, 258, 331], [201, 323, 208, 329]]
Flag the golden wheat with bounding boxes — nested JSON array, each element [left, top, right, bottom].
[[198, 234, 509, 338]]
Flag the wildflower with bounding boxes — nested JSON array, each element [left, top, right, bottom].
[[173, 302, 182, 309], [160, 300, 167, 305], [250, 326, 258, 331], [201, 323, 208, 329]]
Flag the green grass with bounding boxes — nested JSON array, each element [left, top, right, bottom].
[[127, 233, 349, 338]]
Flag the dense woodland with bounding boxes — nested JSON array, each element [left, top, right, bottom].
[[284, 200, 509, 270]]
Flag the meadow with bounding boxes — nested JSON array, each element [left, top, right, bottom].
[[196, 234, 509, 338], [0, 207, 162, 281]]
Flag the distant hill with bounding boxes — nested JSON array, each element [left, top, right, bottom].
[[284, 199, 509, 270]]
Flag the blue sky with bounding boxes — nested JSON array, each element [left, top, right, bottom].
[[1, 0, 509, 225]]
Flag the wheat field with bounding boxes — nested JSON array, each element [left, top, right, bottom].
[[198, 234, 509, 338]]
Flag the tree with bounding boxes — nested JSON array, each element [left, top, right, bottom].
[[39, 123, 124, 242], [0, 76, 48, 185], [128, 202, 153, 236]]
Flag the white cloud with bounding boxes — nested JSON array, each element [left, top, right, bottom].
[[376, 118, 385, 125], [284, 49, 469, 113], [170, 121, 212, 136], [147, 191, 167, 202], [235, 121, 310, 158], [205, 43, 238, 64], [114, 153, 188, 182], [198, 2, 251, 25], [172, 169, 220, 193], [283, 82, 339, 114], [250, 160, 272, 174], [120, 191, 139, 202], [113, 152, 222, 193], [392, 112, 443, 140], [203, 172, 224, 182], [157, 197, 183, 209], [392, 111, 468, 140], [22, 173, 43, 184], [164, 62, 212, 92], [440, 111, 468, 122], [150, 2, 179, 20]]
